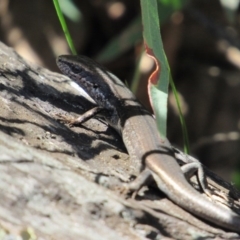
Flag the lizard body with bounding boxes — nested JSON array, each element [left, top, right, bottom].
[[57, 55, 240, 232]]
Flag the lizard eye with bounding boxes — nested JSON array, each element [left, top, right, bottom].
[[93, 83, 98, 88], [71, 65, 81, 74]]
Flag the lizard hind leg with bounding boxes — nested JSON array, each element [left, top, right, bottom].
[[173, 147, 212, 196], [180, 161, 212, 197], [121, 168, 155, 198]]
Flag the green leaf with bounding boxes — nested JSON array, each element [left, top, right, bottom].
[[140, 0, 170, 138], [96, 0, 188, 62]]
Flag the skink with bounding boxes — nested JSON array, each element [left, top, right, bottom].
[[56, 55, 240, 232]]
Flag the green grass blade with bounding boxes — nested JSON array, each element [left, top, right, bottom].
[[170, 76, 190, 153], [53, 0, 77, 55]]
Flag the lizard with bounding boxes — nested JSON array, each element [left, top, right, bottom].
[[56, 54, 240, 232]]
